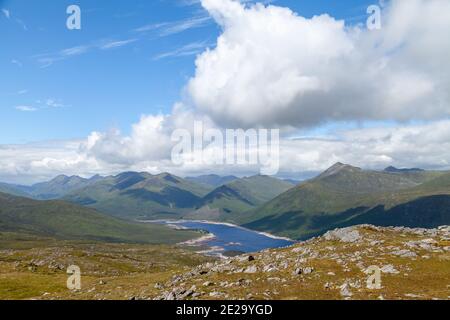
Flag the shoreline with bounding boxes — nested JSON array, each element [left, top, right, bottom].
[[139, 218, 296, 242], [177, 232, 216, 246]]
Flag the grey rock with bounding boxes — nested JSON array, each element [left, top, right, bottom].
[[340, 283, 353, 298], [324, 227, 362, 243], [202, 281, 214, 287], [392, 249, 417, 258], [381, 264, 399, 274], [244, 265, 258, 274]]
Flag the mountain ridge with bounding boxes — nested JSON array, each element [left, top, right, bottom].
[[0, 192, 199, 244], [238, 163, 450, 239]]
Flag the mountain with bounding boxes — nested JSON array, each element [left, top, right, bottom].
[[239, 163, 449, 239], [186, 174, 238, 188], [0, 192, 199, 244], [0, 173, 294, 222], [28, 175, 101, 200], [0, 175, 103, 200], [63, 172, 211, 219], [384, 166, 424, 173], [0, 183, 29, 197], [282, 178, 301, 185], [188, 175, 295, 220]]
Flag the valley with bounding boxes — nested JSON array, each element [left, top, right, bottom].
[[1, 225, 448, 300], [2, 163, 450, 241], [0, 163, 449, 300]]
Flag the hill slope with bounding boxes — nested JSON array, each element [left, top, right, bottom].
[[186, 174, 238, 188], [0, 183, 29, 197], [0, 192, 199, 244], [64, 172, 211, 219], [0, 175, 104, 200], [188, 176, 295, 220], [154, 225, 450, 300], [240, 163, 449, 239]]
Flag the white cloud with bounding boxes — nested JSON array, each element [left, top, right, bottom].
[[2, 118, 450, 184], [15, 106, 37, 112], [3, 0, 450, 184], [35, 39, 137, 68], [0, 140, 103, 185], [153, 41, 212, 60], [100, 38, 138, 50], [135, 15, 211, 36], [187, 0, 450, 128], [81, 104, 217, 165], [45, 99, 65, 108]]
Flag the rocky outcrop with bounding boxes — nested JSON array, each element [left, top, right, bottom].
[[153, 225, 450, 300]]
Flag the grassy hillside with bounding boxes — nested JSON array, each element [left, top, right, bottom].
[[185, 174, 238, 188], [0, 192, 199, 244], [64, 172, 211, 220], [0, 183, 29, 197], [191, 175, 295, 219], [29, 175, 101, 200], [240, 164, 450, 239], [153, 225, 450, 300], [0, 175, 104, 200], [64, 173, 293, 221], [0, 234, 211, 300]]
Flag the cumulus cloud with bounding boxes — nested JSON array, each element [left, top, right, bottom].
[[187, 0, 450, 128], [15, 106, 37, 112], [2, 119, 450, 184], [81, 104, 217, 165], [2, 0, 450, 183]]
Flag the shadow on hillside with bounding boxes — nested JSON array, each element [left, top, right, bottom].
[[243, 195, 450, 240]]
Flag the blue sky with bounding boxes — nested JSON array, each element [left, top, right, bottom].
[[0, 0, 375, 144], [2, 0, 448, 184]]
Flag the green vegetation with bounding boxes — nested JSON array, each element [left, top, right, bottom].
[[63, 172, 212, 220], [0, 192, 200, 244], [185, 175, 294, 220], [1, 165, 449, 241], [0, 175, 102, 200], [153, 225, 450, 300], [63, 173, 294, 221], [186, 174, 238, 188], [0, 183, 29, 197], [239, 163, 450, 239], [2, 226, 448, 300], [0, 233, 211, 300]]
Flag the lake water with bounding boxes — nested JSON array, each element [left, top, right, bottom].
[[158, 220, 295, 256]]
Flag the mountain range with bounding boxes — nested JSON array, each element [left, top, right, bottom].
[[238, 163, 450, 239], [185, 174, 239, 188], [1, 163, 449, 240]]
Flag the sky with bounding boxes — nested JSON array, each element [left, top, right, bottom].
[[0, 0, 374, 144], [1, 0, 450, 184]]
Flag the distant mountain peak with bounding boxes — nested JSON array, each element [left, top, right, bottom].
[[186, 174, 239, 188], [157, 172, 181, 183], [115, 171, 141, 178], [318, 162, 361, 179], [50, 175, 86, 185], [384, 166, 424, 173], [89, 174, 103, 182], [52, 174, 69, 181]]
